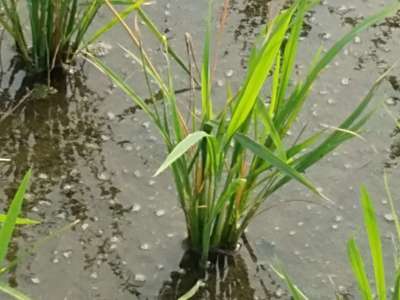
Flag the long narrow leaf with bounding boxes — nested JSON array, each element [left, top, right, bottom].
[[83, 0, 145, 47], [0, 215, 39, 225], [201, 0, 213, 120], [235, 134, 327, 200], [360, 186, 386, 300], [347, 238, 373, 300], [271, 264, 309, 300], [225, 8, 294, 140], [0, 282, 31, 300], [154, 131, 210, 176], [0, 170, 32, 266]]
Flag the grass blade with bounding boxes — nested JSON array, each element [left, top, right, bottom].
[[0, 282, 31, 300], [83, 0, 145, 47], [0, 170, 32, 266], [0, 215, 39, 225], [384, 173, 400, 245], [225, 7, 294, 140], [154, 131, 209, 176], [137, 8, 195, 81], [271, 264, 309, 300], [201, 0, 213, 120], [235, 133, 327, 200], [347, 238, 373, 300], [360, 186, 386, 300], [276, 2, 400, 133]]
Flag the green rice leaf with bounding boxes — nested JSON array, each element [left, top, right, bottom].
[[201, 0, 213, 120], [86, 54, 159, 123], [235, 133, 326, 200], [347, 238, 373, 300], [271, 264, 309, 300], [392, 271, 400, 300], [384, 173, 400, 245], [271, 67, 391, 193], [276, 2, 400, 133], [0, 215, 39, 225], [360, 186, 386, 300], [137, 8, 194, 80], [0, 282, 31, 300], [257, 99, 287, 160], [84, 0, 145, 47], [0, 170, 31, 266], [276, 0, 307, 106], [225, 7, 294, 140], [154, 131, 210, 177]]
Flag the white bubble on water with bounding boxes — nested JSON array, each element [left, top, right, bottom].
[[341, 77, 350, 86], [134, 274, 147, 282], [132, 204, 141, 212], [140, 243, 150, 251], [31, 277, 40, 284], [155, 209, 166, 217]]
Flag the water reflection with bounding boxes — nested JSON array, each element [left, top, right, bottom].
[[158, 250, 282, 300], [0, 63, 123, 288], [0, 66, 106, 202], [230, 0, 271, 41], [228, 0, 312, 68]]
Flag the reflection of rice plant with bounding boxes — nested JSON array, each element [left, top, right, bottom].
[[91, 0, 400, 265], [0, 170, 39, 300], [0, 0, 143, 73], [279, 177, 400, 300]]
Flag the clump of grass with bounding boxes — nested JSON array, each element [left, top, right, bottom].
[[0, 0, 99, 72], [0, 0, 145, 74], [90, 0, 400, 264], [0, 170, 38, 300]]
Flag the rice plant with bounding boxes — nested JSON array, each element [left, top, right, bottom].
[[89, 0, 400, 264], [0, 170, 37, 300], [0, 0, 145, 73], [278, 178, 400, 300]]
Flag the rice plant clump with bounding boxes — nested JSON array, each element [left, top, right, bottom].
[[0, 0, 103, 73], [91, 0, 400, 264]]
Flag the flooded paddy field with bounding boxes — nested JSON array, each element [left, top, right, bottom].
[[0, 0, 400, 299]]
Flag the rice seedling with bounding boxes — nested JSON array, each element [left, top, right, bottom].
[[0, 0, 146, 74], [0, 170, 38, 300], [0, 0, 98, 72], [278, 179, 400, 300], [89, 0, 400, 264]]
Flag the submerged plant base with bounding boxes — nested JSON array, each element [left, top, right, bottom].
[[183, 237, 242, 264], [159, 249, 280, 300]]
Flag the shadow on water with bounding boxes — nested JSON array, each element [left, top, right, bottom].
[[158, 246, 285, 300], [0, 62, 131, 290], [230, 0, 272, 40], [227, 0, 312, 68], [0, 63, 106, 210]]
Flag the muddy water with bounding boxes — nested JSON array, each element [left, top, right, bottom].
[[0, 0, 400, 299]]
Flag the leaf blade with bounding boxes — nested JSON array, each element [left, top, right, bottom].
[[154, 131, 209, 177], [360, 186, 386, 300], [347, 238, 373, 300], [235, 134, 324, 199], [0, 170, 32, 266]]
